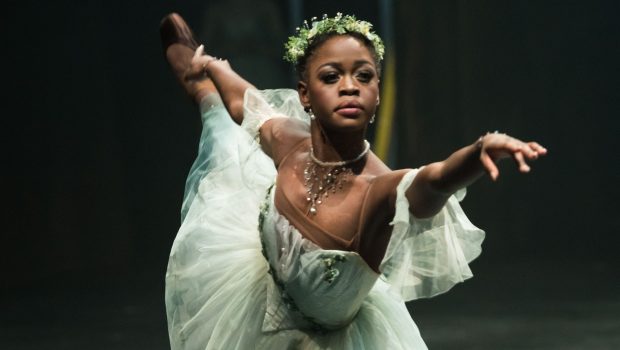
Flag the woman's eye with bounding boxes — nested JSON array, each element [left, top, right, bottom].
[[356, 71, 374, 83], [321, 73, 339, 83]]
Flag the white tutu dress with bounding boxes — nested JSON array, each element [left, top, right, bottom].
[[165, 89, 485, 349]]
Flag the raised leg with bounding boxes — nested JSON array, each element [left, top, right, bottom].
[[160, 13, 217, 104], [160, 13, 255, 124]]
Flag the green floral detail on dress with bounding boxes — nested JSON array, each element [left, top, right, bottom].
[[258, 184, 273, 229], [321, 254, 347, 283], [257, 184, 329, 334]]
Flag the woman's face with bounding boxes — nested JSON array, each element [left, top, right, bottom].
[[299, 35, 380, 132]]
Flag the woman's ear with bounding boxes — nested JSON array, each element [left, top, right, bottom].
[[297, 80, 310, 109]]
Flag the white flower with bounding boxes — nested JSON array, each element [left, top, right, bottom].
[[307, 27, 318, 39]]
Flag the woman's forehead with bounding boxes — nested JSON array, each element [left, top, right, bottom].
[[311, 36, 375, 64]]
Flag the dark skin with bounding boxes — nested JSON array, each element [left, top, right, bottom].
[[180, 35, 547, 271]]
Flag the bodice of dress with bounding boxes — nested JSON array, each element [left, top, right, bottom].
[[259, 184, 379, 332], [272, 140, 364, 252]]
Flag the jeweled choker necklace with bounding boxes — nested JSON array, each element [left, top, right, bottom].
[[304, 140, 370, 215]]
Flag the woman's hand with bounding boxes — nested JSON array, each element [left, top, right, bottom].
[[478, 132, 547, 181], [185, 45, 230, 81]]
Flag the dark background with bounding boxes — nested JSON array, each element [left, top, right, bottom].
[[3, 0, 619, 349]]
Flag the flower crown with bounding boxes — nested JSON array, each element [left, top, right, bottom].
[[284, 13, 385, 65]]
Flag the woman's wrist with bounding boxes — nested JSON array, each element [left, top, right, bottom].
[[203, 57, 226, 76], [476, 130, 502, 150]]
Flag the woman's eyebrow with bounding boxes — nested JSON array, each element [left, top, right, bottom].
[[316, 62, 341, 70], [316, 60, 373, 71], [353, 59, 373, 67]]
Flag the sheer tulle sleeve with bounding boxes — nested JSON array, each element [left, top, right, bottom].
[[379, 169, 485, 301], [241, 88, 310, 139]]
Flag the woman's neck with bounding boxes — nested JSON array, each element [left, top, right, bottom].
[[310, 122, 368, 163]]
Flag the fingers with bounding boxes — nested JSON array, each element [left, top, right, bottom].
[[516, 143, 537, 159], [478, 133, 547, 180], [503, 139, 538, 174], [192, 45, 210, 66], [480, 151, 500, 181], [528, 141, 548, 156], [191, 45, 217, 68], [193, 45, 204, 60], [187, 45, 212, 81], [495, 136, 546, 160], [514, 142, 547, 168], [512, 151, 531, 173]]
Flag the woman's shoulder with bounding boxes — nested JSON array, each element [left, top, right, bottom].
[[267, 117, 309, 142], [259, 117, 309, 165], [360, 167, 418, 223], [368, 164, 413, 198]]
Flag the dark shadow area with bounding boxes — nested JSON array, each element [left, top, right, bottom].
[[412, 261, 620, 349]]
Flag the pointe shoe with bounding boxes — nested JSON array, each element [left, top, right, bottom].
[[160, 13, 217, 104], [160, 13, 199, 55]]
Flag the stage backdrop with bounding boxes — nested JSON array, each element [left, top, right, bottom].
[[4, 0, 618, 307]]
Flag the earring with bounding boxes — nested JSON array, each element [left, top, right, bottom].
[[307, 107, 315, 120], [369, 114, 376, 124]]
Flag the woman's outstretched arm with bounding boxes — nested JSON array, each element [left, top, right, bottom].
[[407, 133, 547, 218]]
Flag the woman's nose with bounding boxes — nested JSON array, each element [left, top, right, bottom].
[[339, 75, 359, 96]]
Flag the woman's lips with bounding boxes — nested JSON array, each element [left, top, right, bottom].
[[336, 102, 363, 117], [336, 107, 363, 116]]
